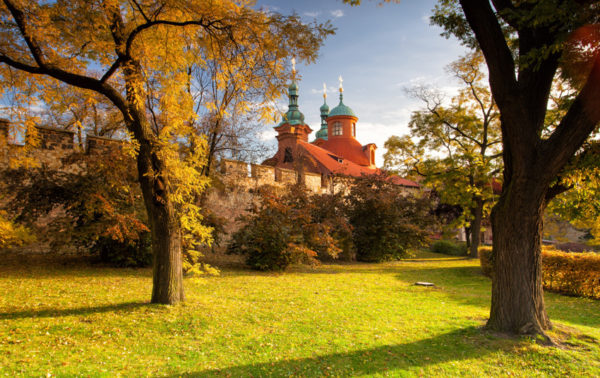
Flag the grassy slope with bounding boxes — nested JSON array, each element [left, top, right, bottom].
[[0, 251, 598, 377]]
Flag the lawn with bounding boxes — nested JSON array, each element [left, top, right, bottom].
[[0, 251, 599, 377]]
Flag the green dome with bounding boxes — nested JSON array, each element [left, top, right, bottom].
[[328, 93, 356, 118], [320, 102, 329, 113], [288, 81, 298, 92], [278, 79, 305, 126], [315, 125, 328, 140]]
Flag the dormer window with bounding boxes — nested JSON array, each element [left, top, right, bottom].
[[332, 121, 342, 136]]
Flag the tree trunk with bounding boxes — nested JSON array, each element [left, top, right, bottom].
[[487, 180, 550, 334], [136, 140, 185, 304], [469, 198, 484, 258], [464, 226, 471, 249]]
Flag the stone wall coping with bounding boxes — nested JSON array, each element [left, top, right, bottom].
[[304, 171, 321, 178], [87, 134, 125, 142], [275, 167, 296, 174], [35, 125, 76, 134]]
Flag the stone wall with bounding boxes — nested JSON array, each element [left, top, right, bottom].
[[0, 121, 124, 172], [220, 159, 330, 194]]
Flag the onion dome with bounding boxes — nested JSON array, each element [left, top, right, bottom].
[[279, 79, 305, 126], [328, 92, 356, 118]]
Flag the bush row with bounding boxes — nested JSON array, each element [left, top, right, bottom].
[[430, 240, 468, 256], [228, 174, 436, 271], [478, 246, 600, 299]]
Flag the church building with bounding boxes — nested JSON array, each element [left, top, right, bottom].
[[263, 76, 419, 189]]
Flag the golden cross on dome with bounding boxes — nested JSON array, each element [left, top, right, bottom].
[[323, 82, 327, 99], [338, 75, 343, 92], [291, 57, 296, 74]]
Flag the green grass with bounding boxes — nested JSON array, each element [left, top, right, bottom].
[[0, 251, 599, 377]]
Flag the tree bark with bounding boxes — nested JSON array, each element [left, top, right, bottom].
[[487, 179, 550, 334], [469, 198, 484, 258]]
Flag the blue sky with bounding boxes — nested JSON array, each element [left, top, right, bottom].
[[255, 0, 469, 165]]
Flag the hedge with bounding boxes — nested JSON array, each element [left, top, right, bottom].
[[478, 246, 600, 299]]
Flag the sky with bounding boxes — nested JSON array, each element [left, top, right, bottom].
[[255, 0, 470, 166]]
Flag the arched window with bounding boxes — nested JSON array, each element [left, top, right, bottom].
[[332, 121, 342, 136], [284, 147, 294, 163], [352, 123, 356, 137]]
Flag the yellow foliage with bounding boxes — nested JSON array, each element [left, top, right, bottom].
[[0, 211, 35, 249], [479, 245, 600, 299]]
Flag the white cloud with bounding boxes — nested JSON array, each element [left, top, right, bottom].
[[258, 129, 277, 142], [310, 85, 338, 95], [303, 11, 320, 17], [330, 9, 344, 18], [355, 121, 411, 167]]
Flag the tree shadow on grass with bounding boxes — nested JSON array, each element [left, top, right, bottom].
[[0, 301, 151, 320], [171, 326, 502, 377], [399, 266, 600, 329]]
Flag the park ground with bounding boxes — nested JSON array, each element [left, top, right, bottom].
[[0, 251, 599, 377]]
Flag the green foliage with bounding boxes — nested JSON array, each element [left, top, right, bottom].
[[430, 240, 467, 256], [227, 185, 344, 271], [383, 51, 501, 250], [345, 174, 435, 262], [309, 191, 355, 261], [93, 233, 152, 268], [549, 158, 600, 246]]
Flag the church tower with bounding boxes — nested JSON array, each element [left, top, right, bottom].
[[269, 60, 312, 167], [318, 77, 377, 168], [314, 83, 329, 144]]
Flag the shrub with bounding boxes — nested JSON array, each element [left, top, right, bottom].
[[93, 232, 152, 268], [430, 240, 468, 256], [0, 212, 35, 250], [479, 246, 600, 299], [310, 192, 355, 261], [554, 242, 596, 253], [345, 174, 435, 262], [542, 249, 600, 299], [478, 246, 493, 278], [227, 185, 341, 271]]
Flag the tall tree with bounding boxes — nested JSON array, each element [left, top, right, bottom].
[[0, 0, 331, 304], [432, 0, 600, 337], [384, 51, 502, 257], [347, 0, 600, 336]]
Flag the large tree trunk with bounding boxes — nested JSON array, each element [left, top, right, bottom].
[[136, 140, 185, 304], [469, 198, 484, 258], [487, 180, 550, 334]]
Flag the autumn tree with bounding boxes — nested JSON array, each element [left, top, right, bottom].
[[0, 0, 331, 304], [384, 51, 502, 258]]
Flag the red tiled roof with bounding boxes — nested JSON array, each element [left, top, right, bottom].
[[388, 175, 420, 188], [299, 141, 377, 177], [318, 137, 370, 166], [298, 141, 420, 188]]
